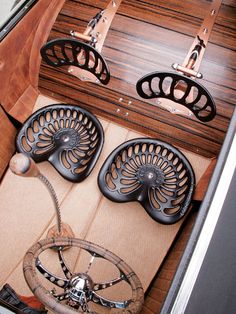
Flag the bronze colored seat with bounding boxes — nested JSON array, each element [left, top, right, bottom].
[[98, 138, 195, 224], [16, 104, 104, 182]]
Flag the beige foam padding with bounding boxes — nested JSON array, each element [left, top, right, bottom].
[[0, 161, 73, 286], [1, 94, 211, 312], [83, 200, 183, 291]]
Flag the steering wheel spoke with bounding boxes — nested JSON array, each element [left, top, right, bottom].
[[93, 272, 125, 291], [90, 291, 131, 309], [52, 290, 70, 301], [36, 257, 69, 289], [58, 248, 73, 279]]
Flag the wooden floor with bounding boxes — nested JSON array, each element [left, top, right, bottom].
[[39, 0, 236, 159]]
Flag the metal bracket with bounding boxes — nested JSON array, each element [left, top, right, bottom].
[[68, 0, 122, 83], [180, 0, 222, 76], [41, 0, 122, 85], [136, 0, 222, 121], [171, 63, 203, 79]]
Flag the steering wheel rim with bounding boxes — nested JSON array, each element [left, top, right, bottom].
[[23, 237, 144, 314]]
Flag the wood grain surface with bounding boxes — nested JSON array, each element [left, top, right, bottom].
[[38, 0, 236, 158], [0, 107, 16, 179], [0, 0, 65, 122]]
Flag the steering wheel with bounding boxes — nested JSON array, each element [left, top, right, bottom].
[[23, 237, 144, 314]]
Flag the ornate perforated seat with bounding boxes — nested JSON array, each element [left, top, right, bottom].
[[98, 138, 195, 224], [40, 39, 110, 85], [16, 104, 104, 182], [40, 0, 123, 86], [136, 71, 216, 122]]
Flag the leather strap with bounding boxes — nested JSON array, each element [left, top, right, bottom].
[[0, 284, 47, 314]]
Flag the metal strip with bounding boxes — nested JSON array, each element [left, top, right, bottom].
[[68, 0, 122, 82], [170, 126, 236, 313], [90, 0, 122, 53], [182, 0, 222, 74], [70, 0, 122, 53]]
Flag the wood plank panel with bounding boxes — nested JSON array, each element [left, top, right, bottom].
[[39, 0, 236, 158]]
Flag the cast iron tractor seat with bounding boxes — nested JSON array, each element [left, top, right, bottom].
[[98, 138, 195, 224], [136, 71, 216, 122], [40, 0, 123, 85], [16, 104, 104, 182], [40, 38, 110, 85]]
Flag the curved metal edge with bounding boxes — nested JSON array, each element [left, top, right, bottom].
[[160, 107, 236, 313], [40, 38, 110, 85], [0, 0, 38, 42], [143, 180, 195, 225], [136, 71, 216, 122]]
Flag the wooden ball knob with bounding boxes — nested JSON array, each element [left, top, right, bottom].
[[9, 154, 40, 177]]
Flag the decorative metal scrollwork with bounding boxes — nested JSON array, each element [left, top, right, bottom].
[[136, 71, 216, 122], [23, 237, 144, 314], [98, 138, 195, 224], [40, 38, 110, 85], [16, 104, 104, 182]]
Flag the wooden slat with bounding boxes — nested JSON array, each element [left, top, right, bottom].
[[39, 0, 236, 158]]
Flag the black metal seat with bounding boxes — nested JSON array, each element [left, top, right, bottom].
[[136, 71, 216, 122], [98, 138, 195, 224], [40, 39, 110, 85], [16, 104, 104, 182]]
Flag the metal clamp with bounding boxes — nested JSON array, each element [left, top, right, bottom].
[[172, 63, 203, 79]]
